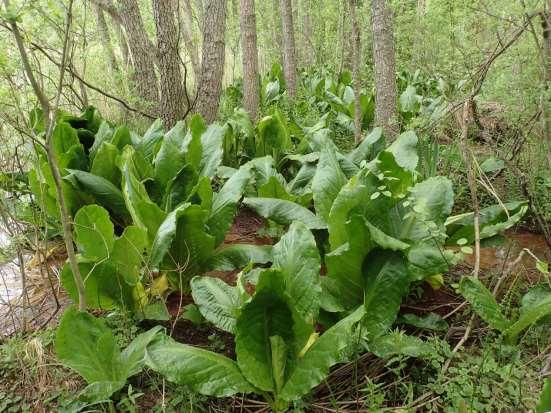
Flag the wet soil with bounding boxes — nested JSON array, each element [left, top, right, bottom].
[[463, 229, 551, 271]]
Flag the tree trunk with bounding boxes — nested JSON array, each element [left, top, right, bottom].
[[338, 2, 347, 75], [153, 0, 186, 128], [94, 4, 119, 74], [300, 0, 314, 66], [181, 0, 201, 81], [541, 1, 550, 145], [279, 0, 297, 97], [239, 0, 260, 120], [196, 0, 227, 123], [371, 0, 398, 139], [350, 0, 362, 144], [118, 0, 159, 109], [114, 19, 130, 67], [271, 0, 283, 65]]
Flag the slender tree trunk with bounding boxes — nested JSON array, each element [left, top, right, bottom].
[[371, 0, 398, 139], [541, 1, 550, 145], [279, 0, 297, 97], [196, 0, 227, 123], [94, 4, 119, 74], [350, 0, 362, 144], [181, 0, 201, 81], [153, 0, 186, 128], [301, 0, 314, 67], [118, 0, 159, 109], [114, 19, 130, 67], [240, 0, 260, 120], [338, 2, 347, 75], [271, 0, 283, 64]]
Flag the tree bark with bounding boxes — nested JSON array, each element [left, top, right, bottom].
[[541, 1, 550, 144], [240, 0, 260, 120], [196, 0, 227, 123], [301, 0, 314, 67], [350, 0, 362, 144], [94, 4, 119, 74], [371, 0, 398, 139], [117, 0, 159, 109], [271, 0, 283, 64], [153, 0, 186, 128], [114, 19, 130, 67], [181, 0, 201, 81], [279, 0, 297, 97]]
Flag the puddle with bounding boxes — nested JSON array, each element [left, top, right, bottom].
[[0, 230, 22, 306], [463, 230, 551, 272]]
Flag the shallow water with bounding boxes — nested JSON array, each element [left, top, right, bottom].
[[463, 230, 551, 272], [0, 230, 22, 306]]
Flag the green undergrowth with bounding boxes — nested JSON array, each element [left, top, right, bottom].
[[0, 309, 546, 412]]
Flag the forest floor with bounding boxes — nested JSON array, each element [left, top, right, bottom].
[[0, 208, 550, 412]]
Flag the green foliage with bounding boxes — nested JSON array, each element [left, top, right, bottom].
[[152, 222, 365, 410], [26, 101, 530, 410], [55, 307, 162, 403], [459, 277, 551, 343], [537, 378, 551, 413]]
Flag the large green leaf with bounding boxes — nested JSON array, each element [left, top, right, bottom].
[[279, 306, 365, 401], [207, 164, 252, 246], [365, 220, 410, 251], [162, 163, 198, 212], [505, 294, 551, 342], [150, 203, 214, 280], [90, 121, 114, 160], [208, 244, 272, 271], [110, 226, 148, 285], [327, 175, 368, 249], [61, 260, 136, 311], [146, 337, 255, 397], [347, 127, 384, 165], [90, 142, 121, 186], [311, 144, 347, 221], [56, 308, 162, 401], [401, 176, 454, 242], [119, 147, 166, 242], [386, 130, 418, 171], [120, 326, 164, 376], [52, 121, 87, 169], [326, 215, 373, 308], [407, 243, 459, 281], [243, 197, 326, 229], [138, 118, 164, 161], [363, 251, 411, 340], [110, 125, 132, 151], [56, 307, 126, 384], [369, 151, 415, 198], [184, 114, 206, 170], [191, 276, 241, 333], [537, 378, 551, 413], [446, 201, 528, 244], [257, 111, 290, 155], [459, 276, 511, 332], [409, 177, 454, 222], [74, 205, 114, 261], [272, 222, 321, 322], [235, 290, 295, 392], [65, 169, 129, 221], [200, 124, 225, 177], [154, 121, 187, 188]]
